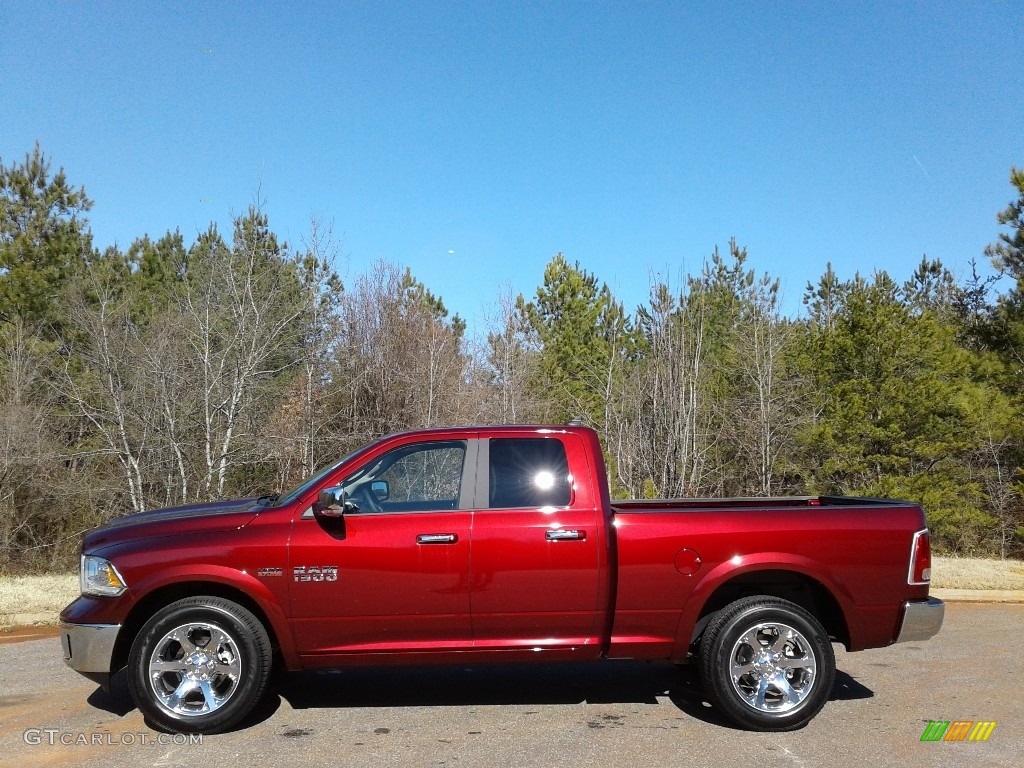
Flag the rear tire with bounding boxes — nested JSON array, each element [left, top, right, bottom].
[[127, 596, 272, 733], [698, 596, 835, 731]]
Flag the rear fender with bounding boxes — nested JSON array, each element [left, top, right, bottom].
[[670, 552, 858, 660]]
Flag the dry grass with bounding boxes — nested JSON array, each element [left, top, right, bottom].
[[931, 556, 1024, 590], [0, 556, 1021, 621], [0, 574, 78, 616]]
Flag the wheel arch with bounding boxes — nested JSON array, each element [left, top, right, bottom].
[[678, 565, 852, 657], [111, 579, 295, 676]]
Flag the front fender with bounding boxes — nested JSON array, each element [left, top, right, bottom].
[[123, 564, 298, 669]]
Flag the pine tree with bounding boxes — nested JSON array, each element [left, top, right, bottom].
[[0, 143, 93, 330], [797, 270, 997, 549], [518, 253, 633, 425]]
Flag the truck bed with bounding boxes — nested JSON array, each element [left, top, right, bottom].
[[606, 495, 930, 658], [612, 495, 911, 512]]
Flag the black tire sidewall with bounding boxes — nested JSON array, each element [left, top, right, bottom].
[[701, 598, 835, 731], [127, 598, 269, 734]]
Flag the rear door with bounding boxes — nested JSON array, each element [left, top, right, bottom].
[[468, 433, 604, 658], [288, 438, 476, 661]]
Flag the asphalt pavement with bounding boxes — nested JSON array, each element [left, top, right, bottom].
[[1, 602, 1020, 768]]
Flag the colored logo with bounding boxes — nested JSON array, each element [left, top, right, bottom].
[[920, 721, 996, 742]]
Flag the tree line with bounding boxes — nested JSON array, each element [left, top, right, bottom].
[[1, 143, 1022, 570]]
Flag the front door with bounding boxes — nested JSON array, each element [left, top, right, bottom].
[[288, 439, 475, 662]]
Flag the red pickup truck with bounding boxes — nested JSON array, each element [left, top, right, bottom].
[[60, 425, 943, 734]]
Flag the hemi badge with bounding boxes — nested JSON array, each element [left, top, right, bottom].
[[256, 567, 282, 577]]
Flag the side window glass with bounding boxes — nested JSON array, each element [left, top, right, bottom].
[[489, 438, 571, 508], [342, 441, 466, 512]]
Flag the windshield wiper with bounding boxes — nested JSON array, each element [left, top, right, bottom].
[[256, 493, 280, 506]]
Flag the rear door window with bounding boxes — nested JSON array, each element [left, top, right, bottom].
[[488, 438, 571, 508]]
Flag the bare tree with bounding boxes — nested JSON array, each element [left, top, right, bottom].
[[480, 286, 540, 423], [731, 276, 797, 496], [181, 208, 305, 497], [331, 260, 472, 441], [263, 216, 343, 490], [610, 277, 712, 498], [0, 320, 60, 565], [140, 312, 198, 506], [298, 218, 342, 474], [58, 269, 150, 513]]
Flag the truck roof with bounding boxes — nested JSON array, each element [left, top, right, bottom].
[[378, 424, 598, 441]]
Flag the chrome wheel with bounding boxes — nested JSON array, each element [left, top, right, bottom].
[[729, 621, 817, 714], [148, 622, 243, 717]]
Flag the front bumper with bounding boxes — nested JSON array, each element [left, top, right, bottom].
[[895, 596, 944, 643], [59, 621, 121, 688]]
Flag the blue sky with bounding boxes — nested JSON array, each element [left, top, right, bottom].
[[1, 1, 1020, 330]]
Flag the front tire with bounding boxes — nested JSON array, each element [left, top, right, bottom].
[[127, 596, 272, 733], [698, 596, 835, 731]]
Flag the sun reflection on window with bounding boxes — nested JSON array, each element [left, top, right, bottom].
[[534, 471, 555, 489]]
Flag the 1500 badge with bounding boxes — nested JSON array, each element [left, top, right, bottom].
[[293, 565, 338, 582]]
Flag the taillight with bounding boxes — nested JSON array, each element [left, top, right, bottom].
[[909, 529, 932, 585]]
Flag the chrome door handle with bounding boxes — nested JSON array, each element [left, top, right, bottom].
[[417, 533, 458, 544], [545, 529, 584, 541]]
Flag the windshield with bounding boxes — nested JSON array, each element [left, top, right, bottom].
[[272, 439, 385, 507]]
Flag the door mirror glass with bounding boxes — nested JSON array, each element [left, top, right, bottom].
[[370, 480, 390, 501]]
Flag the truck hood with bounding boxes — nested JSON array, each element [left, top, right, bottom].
[[83, 497, 262, 552]]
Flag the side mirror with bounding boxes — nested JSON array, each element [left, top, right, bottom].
[[316, 486, 347, 518], [370, 480, 390, 501]]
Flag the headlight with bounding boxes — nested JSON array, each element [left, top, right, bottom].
[[80, 555, 127, 597]]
